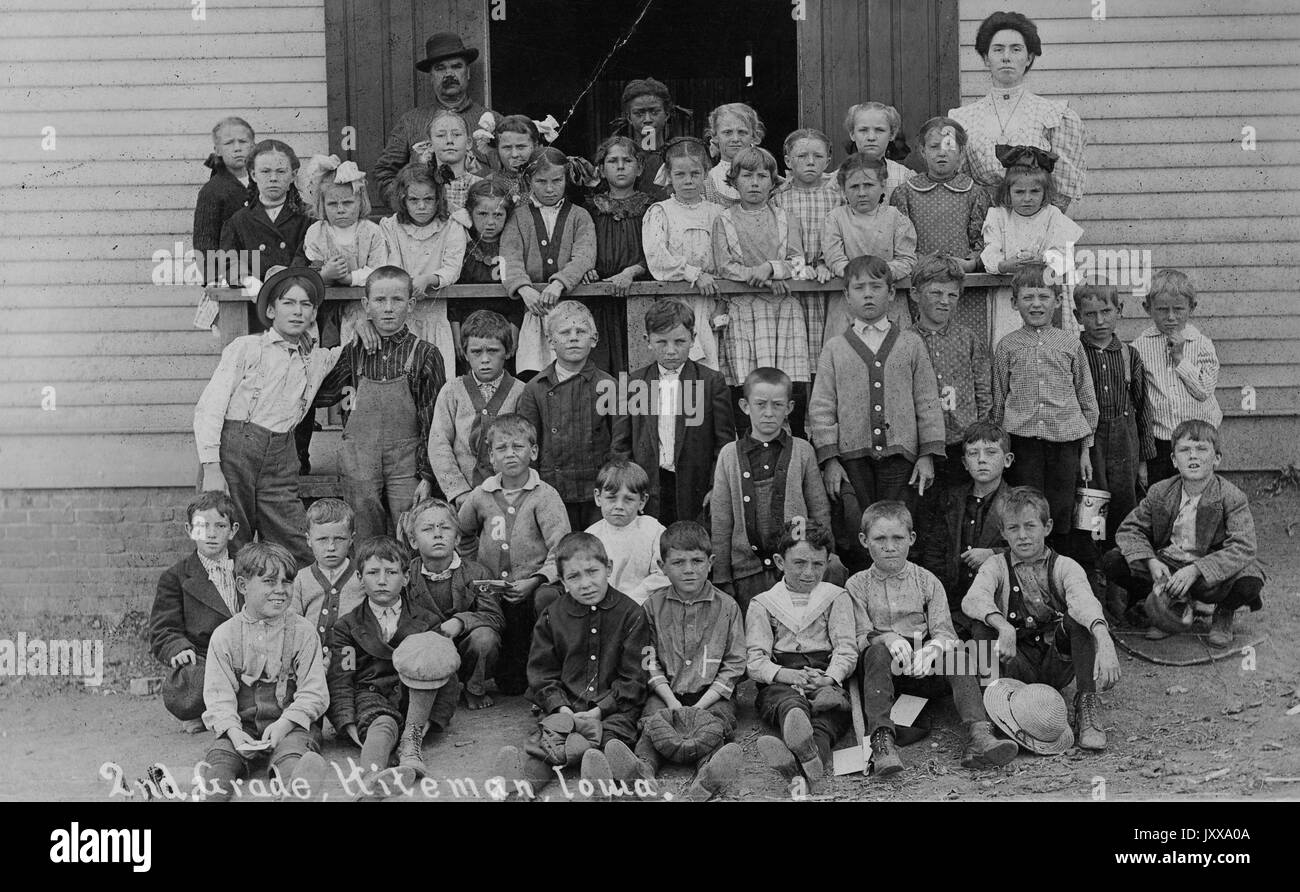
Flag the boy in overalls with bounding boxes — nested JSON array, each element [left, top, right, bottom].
[[194, 267, 345, 567], [315, 266, 447, 543], [199, 542, 329, 801], [962, 487, 1121, 752]]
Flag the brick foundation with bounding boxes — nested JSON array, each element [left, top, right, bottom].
[[1, 488, 195, 618]]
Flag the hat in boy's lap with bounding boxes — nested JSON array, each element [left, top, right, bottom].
[[983, 679, 1073, 755], [393, 632, 460, 690], [162, 662, 206, 720], [644, 707, 727, 763], [254, 266, 326, 328], [1145, 582, 1195, 635]]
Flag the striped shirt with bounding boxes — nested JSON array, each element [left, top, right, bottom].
[[1081, 335, 1157, 459], [993, 325, 1099, 447], [1130, 325, 1222, 441], [911, 321, 992, 444]]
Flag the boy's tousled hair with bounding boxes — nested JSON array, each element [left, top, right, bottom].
[[860, 500, 913, 535], [187, 490, 238, 527], [742, 366, 792, 400], [1010, 260, 1062, 298], [403, 498, 460, 543], [234, 541, 297, 582], [836, 152, 888, 190], [543, 299, 597, 339], [843, 253, 894, 285], [1171, 419, 1221, 455], [486, 413, 536, 447], [644, 298, 696, 336], [355, 535, 410, 571], [659, 520, 712, 560], [364, 265, 413, 299], [1144, 268, 1197, 309], [962, 420, 1012, 455], [917, 116, 968, 150], [995, 164, 1054, 211], [459, 308, 516, 355], [306, 497, 354, 531], [1000, 486, 1052, 526], [1072, 281, 1122, 315], [392, 161, 448, 225], [555, 531, 610, 576], [782, 127, 833, 157], [724, 145, 779, 189], [596, 459, 650, 498], [776, 518, 834, 557], [911, 253, 966, 294]]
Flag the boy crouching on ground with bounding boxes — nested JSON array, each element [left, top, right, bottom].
[[962, 487, 1121, 752], [848, 501, 1016, 776], [198, 542, 328, 801]]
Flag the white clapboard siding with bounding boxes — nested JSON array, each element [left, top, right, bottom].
[[0, 1, 328, 487], [961, 0, 1300, 470]]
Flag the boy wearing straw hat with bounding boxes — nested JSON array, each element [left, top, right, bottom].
[[962, 487, 1120, 752]]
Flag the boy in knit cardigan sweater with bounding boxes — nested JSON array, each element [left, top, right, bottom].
[[428, 310, 527, 513], [713, 368, 833, 613], [808, 254, 945, 570]]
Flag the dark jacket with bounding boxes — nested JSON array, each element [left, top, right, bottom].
[[1116, 474, 1264, 587], [149, 548, 240, 664], [217, 201, 311, 283], [372, 99, 496, 204], [923, 480, 1011, 600], [517, 359, 619, 503], [610, 359, 735, 524], [326, 594, 443, 733], [527, 587, 649, 718], [193, 165, 249, 278], [405, 556, 505, 636]]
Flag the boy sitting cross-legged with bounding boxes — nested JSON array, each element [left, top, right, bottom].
[[198, 542, 329, 801], [598, 521, 747, 801], [489, 532, 649, 800], [962, 487, 1121, 752], [848, 501, 1017, 776], [749, 520, 857, 790], [402, 497, 504, 709], [1104, 420, 1264, 647], [327, 536, 461, 797]]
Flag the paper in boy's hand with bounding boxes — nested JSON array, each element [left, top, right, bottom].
[[890, 694, 927, 727], [193, 293, 219, 329], [235, 738, 273, 754]]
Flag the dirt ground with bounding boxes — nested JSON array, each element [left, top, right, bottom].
[[3, 475, 1297, 803]]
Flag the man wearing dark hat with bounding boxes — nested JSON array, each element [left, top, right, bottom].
[[373, 32, 499, 202]]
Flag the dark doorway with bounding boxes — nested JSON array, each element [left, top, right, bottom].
[[489, 0, 798, 162]]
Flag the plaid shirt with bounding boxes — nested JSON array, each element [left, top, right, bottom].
[[516, 360, 619, 502], [643, 582, 747, 700], [1130, 325, 1222, 440], [1082, 335, 1157, 460], [775, 175, 843, 354], [911, 321, 992, 444], [949, 87, 1087, 209], [993, 325, 1099, 447]]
